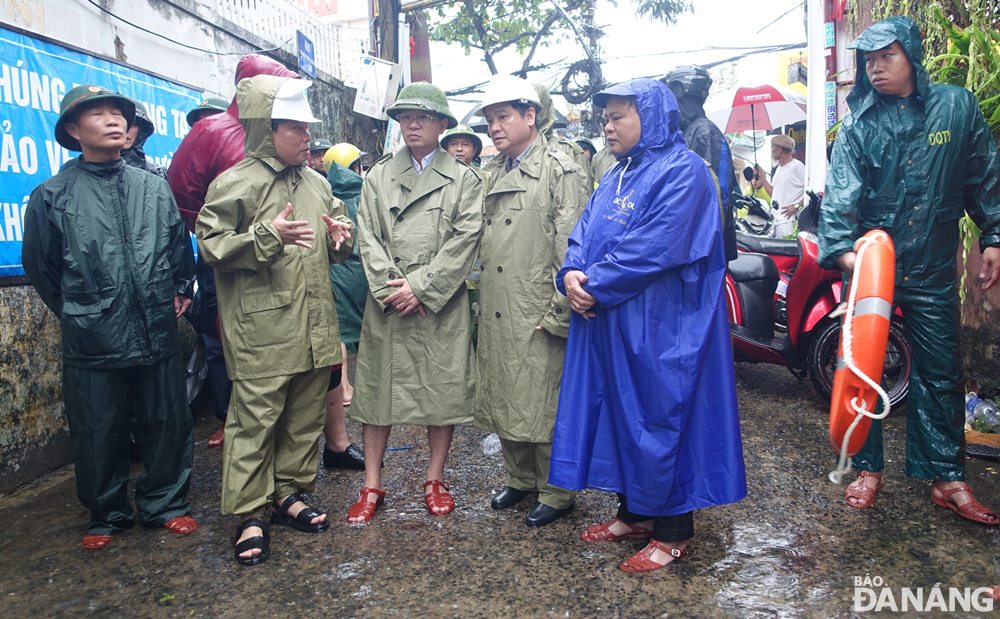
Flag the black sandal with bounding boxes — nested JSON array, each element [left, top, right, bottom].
[[270, 493, 330, 533], [234, 518, 270, 566]]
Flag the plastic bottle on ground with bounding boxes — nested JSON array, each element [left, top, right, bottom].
[[966, 392, 1000, 431]]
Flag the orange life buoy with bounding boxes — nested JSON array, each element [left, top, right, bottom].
[[829, 230, 896, 456]]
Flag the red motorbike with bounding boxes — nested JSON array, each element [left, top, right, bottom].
[[725, 228, 911, 409]]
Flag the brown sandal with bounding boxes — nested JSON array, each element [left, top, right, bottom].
[[619, 540, 690, 573], [581, 518, 653, 542], [845, 471, 883, 509], [347, 487, 386, 524], [931, 484, 999, 525], [424, 480, 455, 515]]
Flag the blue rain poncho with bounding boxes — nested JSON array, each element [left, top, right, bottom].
[[549, 79, 747, 516]]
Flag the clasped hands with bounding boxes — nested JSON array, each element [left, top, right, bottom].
[[563, 270, 596, 319], [272, 202, 351, 251]]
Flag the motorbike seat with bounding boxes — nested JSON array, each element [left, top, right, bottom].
[[736, 232, 800, 257], [728, 251, 780, 283]]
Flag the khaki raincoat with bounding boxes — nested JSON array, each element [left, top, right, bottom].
[[195, 75, 354, 381], [350, 146, 483, 426], [535, 85, 593, 191], [474, 132, 589, 442]]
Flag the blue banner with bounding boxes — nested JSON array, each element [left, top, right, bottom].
[[0, 27, 203, 277]]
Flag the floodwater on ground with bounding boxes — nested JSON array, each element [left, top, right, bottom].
[[0, 361, 997, 618]]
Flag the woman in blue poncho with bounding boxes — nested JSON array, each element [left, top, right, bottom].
[[551, 79, 747, 573]]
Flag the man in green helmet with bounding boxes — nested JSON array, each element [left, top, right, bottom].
[[186, 97, 228, 128], [441, 124, 483, 167], [347, 82, 483, 523], [23, 85, 197, 550]]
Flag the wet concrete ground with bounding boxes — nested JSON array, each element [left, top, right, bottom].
[[1, 361, 999, 618]]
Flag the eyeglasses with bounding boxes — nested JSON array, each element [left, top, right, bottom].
[[397, 113, 438, 126]]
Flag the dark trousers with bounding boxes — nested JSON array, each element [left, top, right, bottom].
[[63, 353, 194, 535], [852, 284, 965, 480], [616, 493, 693, 543], [197, 259, 231, 422]]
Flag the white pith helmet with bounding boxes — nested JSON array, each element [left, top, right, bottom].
[[473, 74, 542, 117]]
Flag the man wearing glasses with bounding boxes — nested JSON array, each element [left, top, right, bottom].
[[346, 82, 484, 523]]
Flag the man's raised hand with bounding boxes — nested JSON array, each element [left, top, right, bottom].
[[272, 202, 315, 249], [322, 214, 352, 251]]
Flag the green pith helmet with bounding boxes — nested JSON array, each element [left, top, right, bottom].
[[440, 124, 482, 159], [185, 96, 228, 127], [309, 138, 334, 153], [386, 81, 457, 128], [55, 84, 136, 151]]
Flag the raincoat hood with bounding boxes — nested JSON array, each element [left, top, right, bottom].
[[236, 74, 301, 167], [326, 160, 362, 198], [533, 83, 557, 139], [594, 79, 683, 161], [229, 54, 298, 114], [122, 100, 155, 168], [846, 16, 929, 114]]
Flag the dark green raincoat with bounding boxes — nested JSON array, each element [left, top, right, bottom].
[[819, 16, 1000, 479], [23, 158, 195, 535], [327, 161, 367, 352]]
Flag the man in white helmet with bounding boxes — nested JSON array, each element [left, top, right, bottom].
[[473, 74, 590, 527], [196, 76, 354, 565]]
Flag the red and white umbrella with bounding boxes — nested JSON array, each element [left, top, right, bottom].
[[707, 85, 807, 134]]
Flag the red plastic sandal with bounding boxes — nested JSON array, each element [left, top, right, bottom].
[[581, 518, 654, 542], [423, 480, 455, 515], [931, 485, 999, 525], [619, 540, 690, 573], [347, 487, 386, 524], [82, 534, 115, 549], [164, 516, 199, 534]]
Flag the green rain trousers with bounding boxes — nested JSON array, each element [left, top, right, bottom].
[[221, 366, 330, 518], [850, 285, 965, 480], [64, 352, 193, 535], [500, 439, 575, 509]]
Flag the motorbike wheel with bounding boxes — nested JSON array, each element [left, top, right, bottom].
[[806, 318, 911, 412]]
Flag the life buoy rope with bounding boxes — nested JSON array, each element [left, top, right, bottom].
[[828, 231, 893, 485]]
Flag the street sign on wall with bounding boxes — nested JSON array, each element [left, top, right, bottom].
[[297, 30, 316, 78], [0, 26, 202, 277]]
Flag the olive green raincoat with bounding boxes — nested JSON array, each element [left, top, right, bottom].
[[349, 146, 483, 427], [819, 17, 1000, 480], [474, 132, 589, 442], [534, 84, 594, 191], [196, 76, 354, 381], [196, 74, 354, 517]]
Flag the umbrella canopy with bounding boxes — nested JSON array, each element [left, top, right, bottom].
[[459, 106, 570, 134], [707, 85, 807, 134]]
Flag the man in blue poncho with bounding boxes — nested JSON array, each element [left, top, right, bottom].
[[550, 78, 747, 573]]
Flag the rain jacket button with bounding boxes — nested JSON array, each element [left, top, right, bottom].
[[901, 104, 906, 110], [495, 312, 501, 318], [393, 257, 400, 263], [505, 218, 511, 225], [908, 160, 913, 165], [555, 307, 563, 314], [427, 272, 433, 278], [909, 220, 914, 226], [397, 215, 404, 222], [904, 276, 910, 282], [497, 266, 503, 273], [389, 272, 397, 279], [486, 219, 492, 225]]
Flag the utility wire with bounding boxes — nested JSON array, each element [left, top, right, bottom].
[[755, 1, 805, 35], [85, 0, 293, 56]]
